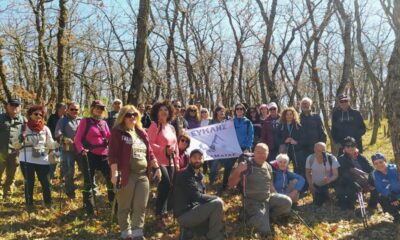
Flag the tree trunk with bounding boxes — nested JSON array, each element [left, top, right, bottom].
[[56, 0, 68, 103], [128, 0, 150, 105]]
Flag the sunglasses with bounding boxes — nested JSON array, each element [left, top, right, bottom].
[[201, 111, 207, 114], [33, 112, 43, 117], [69, 108, 79, 112], [236, 108, 244, 111], [95, 106, 105, 111], [339, 100, 349, 103], [190, 109, 197, 112], [345, 144, 356, 148], [125, 112, 139, 118], [174, 105, 182, 109], [180, 138, 189, 144], [9, 103, 20, 107]]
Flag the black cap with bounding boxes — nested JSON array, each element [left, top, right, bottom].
[[343, 136, 356, 147], [338, 94, 350, 101], [8, 98, 20, 106], [190, 149, 203, 158]]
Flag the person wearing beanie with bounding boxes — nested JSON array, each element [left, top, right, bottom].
[[371, 153, 400, 223]]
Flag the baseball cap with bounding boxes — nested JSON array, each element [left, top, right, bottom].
[[91, 100, 105, 107], [8, 98, 20, 106], [371, 153, 386, 162], [190, 149, 203, 158]]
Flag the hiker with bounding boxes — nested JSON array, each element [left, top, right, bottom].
[[177, 133, 191, 170], [271, 154, 305, 204], [336, 137, 378, 210], [228, 143, 292, 236], [277, 107, 306, 182], [54, 102, 82, 199], [171, 100, 188, 137], [138, 103, 151, 129], [219, 103, 254, 195], [332, 94, 366, 153], [200, 108, 210, 127], [371, 153, 400, 223], [300, 97, 327, 158], [259, 104, 269, 121], [47, 102, 66, 179], [74, 100, 113, 215], [173, 149, 225, 240], [305, 142, 339, 206], [107, 99, 122, 129], [147, 100, 180, 227], [14, 105, 58, 210], [108, 105, 162, 240], [0, 98, 26, 199], [184, 105, 201, 129], [246, 106, 262, 147], [261, 102, 280, 162]]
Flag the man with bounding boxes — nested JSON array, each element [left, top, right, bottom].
[[332, 94, 366, 153], [371, 153, 400, 223], [0, 98, 26, 199], [305, 142, 339, 206], [300, 97, 327, 158], [173, 149, 225, 240], [171, 100, 188, 137], [336, 137, 378, 210], [138, 103, 151, 128], [54, 102, 82, 199], [106, 99, 122, 129], [261, 102, 280, 161], [228, 143, 292, 236]]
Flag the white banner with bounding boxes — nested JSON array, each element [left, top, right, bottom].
[[186, 120, 242, 161]]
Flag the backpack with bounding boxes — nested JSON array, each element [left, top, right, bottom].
[[81, 118, 108, 150], [309, 153, 334, 174], [349, 168, 372, 193]]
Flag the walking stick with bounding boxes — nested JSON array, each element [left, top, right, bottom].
[[292, 210, 322, 240], [110, 172, 121, 223], [84, 154, 98, 216], [58, 146, 64, 212], [357, 192, 368, 228], [22, 133, 31, 218]]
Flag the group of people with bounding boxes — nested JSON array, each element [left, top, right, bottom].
[[0, 94, 399, 240]]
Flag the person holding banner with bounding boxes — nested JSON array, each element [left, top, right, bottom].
[[147, 100, 180, 227]]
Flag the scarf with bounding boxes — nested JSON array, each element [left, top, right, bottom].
[[27, 119, 45, 132]]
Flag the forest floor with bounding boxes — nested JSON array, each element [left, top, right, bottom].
[[0, 121, 399, 240]]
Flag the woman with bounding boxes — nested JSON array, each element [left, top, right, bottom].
[[246, 106, 262, 147], [147, 100, 179, 226], [15, 105, 58, 210], [177, 133, 191, 170], [108, 105, 161, 240], [208, 105, 227, 185], [259, 104, 269, 121], [184, 105, 201, 129], [75, 100, 113, 215], [277, 107, 305, 179], [200, 108, 210, 127]]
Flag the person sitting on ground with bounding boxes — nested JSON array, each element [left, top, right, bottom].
[[177, 133, 191, 170], [271, 154, 305, 205], [371, 153, 400, 223], [173, 149, 225, 240], [228, 143, 292, 236], [305, 142, 339, 206], [336, 137, 378, 210]]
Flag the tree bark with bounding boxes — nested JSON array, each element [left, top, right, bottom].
[[56, 0, 68, 103]]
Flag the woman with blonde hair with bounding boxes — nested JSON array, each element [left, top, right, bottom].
[[277, 107, 306, 186], [109, 105, 161, 240], [184, 105, 201, 129], [75, 100, 112, 215]]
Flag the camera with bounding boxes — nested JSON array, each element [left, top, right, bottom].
[[238, 152, 254, 176]]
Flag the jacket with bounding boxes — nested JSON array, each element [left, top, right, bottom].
[[277, 123, 305, 152], [74, 118, 111, 156], [271, 161, 305, 193], [233, 117, 254, 150], [337, 152, 373, 185], [300, 113, 327, 146], [47, 113, 62, 138], [0, 113, 26, 155], [185, 116, 201, 129], [173, 165, 217, 217], [331, 107, 366, 144], [147, 121, 179, 167], [108, 127, 156, 187], [373, 164, 400, 199], [141, 112, 152, 129], [171, 116, 188, 137]]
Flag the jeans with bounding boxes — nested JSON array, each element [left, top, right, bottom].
[[20, 162, 51, 206]]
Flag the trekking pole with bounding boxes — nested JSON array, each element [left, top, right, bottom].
[[357, 192, 368, 228], [110, 171, 121, 231], [292, 210, 321, 240], [58, 146, 64, 212], [242, 173, 247, 227], [22, 135, 31, 218], [84, 153, 98, 216]]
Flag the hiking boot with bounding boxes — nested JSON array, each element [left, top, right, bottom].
[[179, 227, 194, 240]]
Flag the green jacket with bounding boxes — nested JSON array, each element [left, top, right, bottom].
[[0, 112, 26, 156]]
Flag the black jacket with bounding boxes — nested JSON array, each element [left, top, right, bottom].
[[277, 123, 305, 152], [337, 153, 373, 185], [141, 112, 151, 129], [300, 113, 327, 146], [173, 165, 217, 218], [331, 107, 366, 144]]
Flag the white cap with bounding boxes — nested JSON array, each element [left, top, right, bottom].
[[267, 102, 278, 109], [113, 99, 122, 104]]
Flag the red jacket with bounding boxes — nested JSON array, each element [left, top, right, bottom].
[[108, 127, 156, 187]]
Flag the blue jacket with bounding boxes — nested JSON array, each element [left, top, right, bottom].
[[233, 117, 254, 150], [271, 162, 305, 193], [373, 164, 400, 199]]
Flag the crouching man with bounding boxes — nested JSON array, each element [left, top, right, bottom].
[[173, 149, 225, 240], [228, 143, 292, 236]]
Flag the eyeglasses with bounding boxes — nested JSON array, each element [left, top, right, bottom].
[[344, 144, 356, 148], [174, 105, 182, 109], [95, 106, 105, 111], [33, 112, 43, 117], [69, 108, 79, 112], [180, 138, 189, 144], [201, 111, 207, 114], [235, 108, 244, 111], [269, 108, 277, 111], [339, 100, 349, 103], [190, 109, 197, 113], [125, 112, 139, 118]]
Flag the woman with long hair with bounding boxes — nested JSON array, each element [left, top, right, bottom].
[[147, 100, 179, 227], [177, 133, 191, 170], [184, 105, 201, 129], [108, 105, 161, 240], [75, 100, 113, 215], [246, 106, 262, 147]]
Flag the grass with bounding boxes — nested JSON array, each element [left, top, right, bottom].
[[0, 120, 399, 239]]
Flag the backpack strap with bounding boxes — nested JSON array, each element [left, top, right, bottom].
[[61, 116, 69, 135]]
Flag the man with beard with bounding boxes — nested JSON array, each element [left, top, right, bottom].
[[173, 149, 225, 240]]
